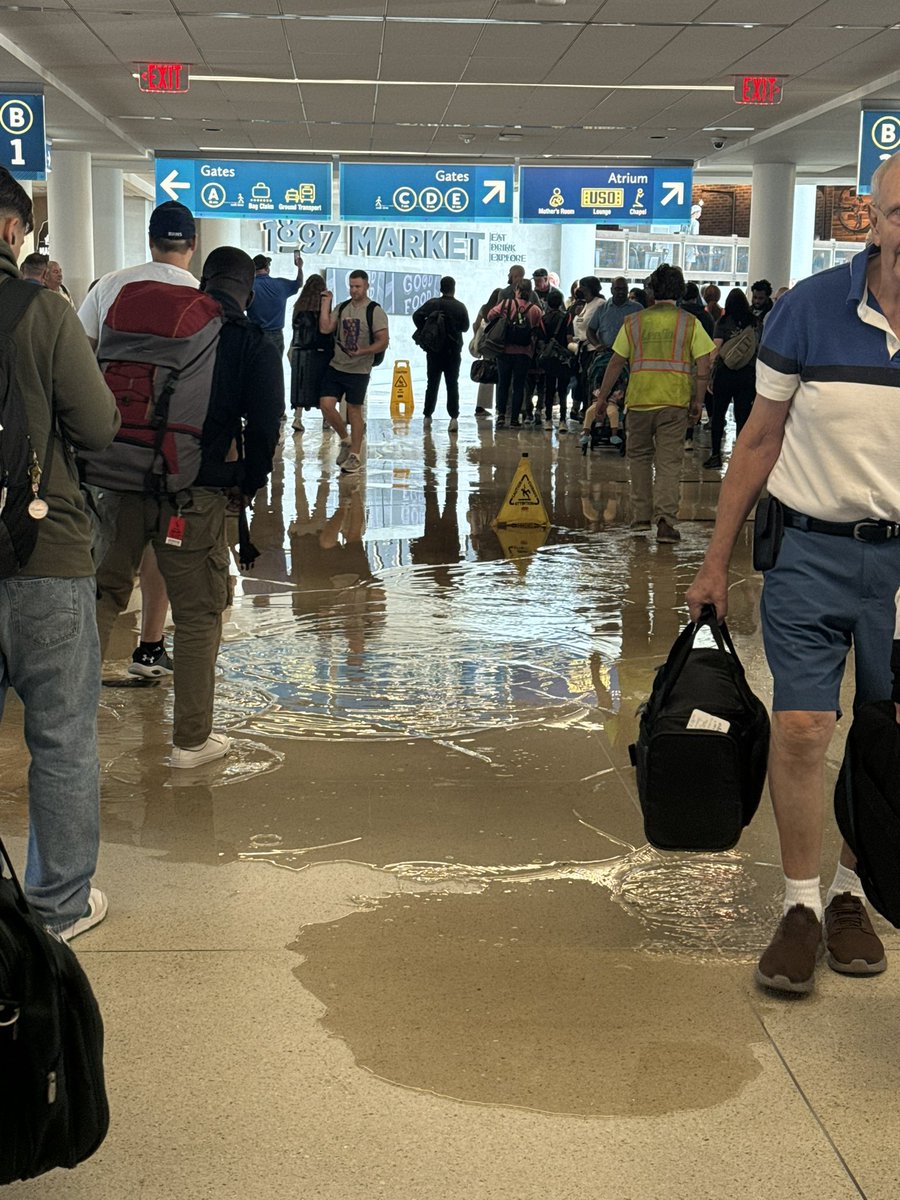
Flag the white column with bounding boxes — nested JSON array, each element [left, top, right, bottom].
[[46, 150, 94, 305], [559, 223, 597, 295], [91, 165, 125, 278], [19, 180, 34, 256], [192, 218, 240, 280], [789, 184, 818, 286], [747, 162, 795, 292]]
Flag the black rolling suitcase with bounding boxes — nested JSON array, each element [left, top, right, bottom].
[[834, 700, 900, 927], [629, 608, 770, 851], [0, 837, 109, 1184]]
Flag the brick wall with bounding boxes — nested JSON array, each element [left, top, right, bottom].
[[691, 183, 869, 242], [691, 185, 752, 237]]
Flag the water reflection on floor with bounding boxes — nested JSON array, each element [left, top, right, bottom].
[[82, 411, 786, 1115]]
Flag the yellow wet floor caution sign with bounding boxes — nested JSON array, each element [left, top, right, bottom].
[[492, 453, 550, 528], [493, 524, 550, 575], [390, 359, 415, 419]]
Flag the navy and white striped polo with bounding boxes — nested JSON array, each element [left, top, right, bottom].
[[757, 244, 900, 523]]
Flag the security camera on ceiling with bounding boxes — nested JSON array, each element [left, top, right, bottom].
[[710, 136, 727, 150]]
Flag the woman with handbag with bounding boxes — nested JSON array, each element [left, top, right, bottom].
[[288, 274, 335, 433], [469, 287, 502, 415], [484, 280, 544, 429], [703, 287, 758, 469], [536, 291, 572, 430]]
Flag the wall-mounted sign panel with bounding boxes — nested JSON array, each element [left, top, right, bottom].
[[154, 157, 333, 220], [519, 166, 693, 225], [340, 163, 514, 223], [0, 93, 46, 181], [857, 109, 900, 195]]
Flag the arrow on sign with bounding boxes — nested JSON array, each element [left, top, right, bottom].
[[160, 168, 190, 202], [660, 181, 685, 207], [483, 179, 506, 205]]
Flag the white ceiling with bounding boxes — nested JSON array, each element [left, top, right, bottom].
[[0, 0, 898, 181]]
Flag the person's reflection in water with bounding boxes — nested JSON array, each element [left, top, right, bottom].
[[410, 435, 462, 587], [238, 457, 290, 602], [289, 476, 386, 668]]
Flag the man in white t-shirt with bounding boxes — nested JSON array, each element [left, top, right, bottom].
[[79, 201, 198, 348], [78, 201, 199, 680]]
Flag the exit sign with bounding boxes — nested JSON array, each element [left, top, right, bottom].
[[733, 75, 785, 105], [137, 62, 190, 93]]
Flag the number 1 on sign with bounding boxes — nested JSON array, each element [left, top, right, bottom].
[[9, 138, 24, 166]]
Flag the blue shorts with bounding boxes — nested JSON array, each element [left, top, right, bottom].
[[759, 526, 900, 712]]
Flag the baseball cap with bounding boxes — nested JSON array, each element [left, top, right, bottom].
[[532, 267, 549, 278], [252, 254, 272, 271], [148, 201, 196, 241]]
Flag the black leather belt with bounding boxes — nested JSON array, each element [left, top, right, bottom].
[[782, 505, 900, 544]]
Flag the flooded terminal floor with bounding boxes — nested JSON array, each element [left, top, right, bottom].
[[2, 392, 898, 1199]]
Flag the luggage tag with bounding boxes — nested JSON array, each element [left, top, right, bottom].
[[165, 514, 186, 547]]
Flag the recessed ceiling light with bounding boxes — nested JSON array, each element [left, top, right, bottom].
[[649, 134, 667, 139], [498, 133, 524, 142], [204, 126, 222, 132]]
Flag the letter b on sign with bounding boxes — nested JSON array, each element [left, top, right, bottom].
[[872, 117, 899, 151], [0, 100, 33, 135]]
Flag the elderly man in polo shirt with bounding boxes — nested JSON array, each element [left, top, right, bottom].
[[687, 151, 900, 996]]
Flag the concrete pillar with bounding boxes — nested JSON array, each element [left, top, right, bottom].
[[19, 180, 34, 257], [559, 223, 596, 295], [192, 218, 240, 280], [789, 183, 818, 286], [748, 162, 795, 293], [91, 165, 125, 278], [46, 150, 94, 306]]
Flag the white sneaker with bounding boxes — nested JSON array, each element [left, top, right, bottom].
[[341, 452, 362, 475], [448, 418, 458, 432], [170, 733, 232, 769], [292, 413, 305, 432], [56, 887, 108, 943]]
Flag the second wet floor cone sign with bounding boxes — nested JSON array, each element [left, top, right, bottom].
[[493, 453, 550, 528], [390, 359, 414, 419]]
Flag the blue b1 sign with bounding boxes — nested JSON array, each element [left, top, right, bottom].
[[340, 163, 514, 223], [857, 109, 900, 195], [519, 165, 693, 225], [0, 93, 46, 181], [154, 158, 333, 220]]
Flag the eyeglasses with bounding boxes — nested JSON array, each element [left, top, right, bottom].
[[871, 203, 900, 226]]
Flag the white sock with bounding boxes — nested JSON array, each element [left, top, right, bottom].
[[783, 875, 822, 920], [826, 863, 866, 906]]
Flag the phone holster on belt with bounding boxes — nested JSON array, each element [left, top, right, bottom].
[[752, 495, 784, 572]]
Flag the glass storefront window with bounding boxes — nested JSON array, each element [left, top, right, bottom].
[[735, 246, 749, 274], [596, 240, 625, 270]]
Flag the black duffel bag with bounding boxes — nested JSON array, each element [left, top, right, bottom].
[[0, 837, 110, 1184], [628, 607, 770, 851], [834, 699, 900, 927], [470, 358, 498, 384]]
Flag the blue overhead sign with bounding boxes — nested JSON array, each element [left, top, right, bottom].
[[154, 157, 333, 220], [0, 93, 46, 181], [340, 163, 514, 223], [519, 165, 693, 225], [857, 109, 900, 195]]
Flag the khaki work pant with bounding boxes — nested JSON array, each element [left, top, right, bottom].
[[625, 406, 689, 526], [94, 488, 230, 748]]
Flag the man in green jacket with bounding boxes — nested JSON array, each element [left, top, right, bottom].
[[0, 167, 119, 941]]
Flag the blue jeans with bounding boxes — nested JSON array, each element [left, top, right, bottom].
[[0, 576, 101, 930]]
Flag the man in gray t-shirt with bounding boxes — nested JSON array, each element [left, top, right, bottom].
[[319, 269, 389, 476]]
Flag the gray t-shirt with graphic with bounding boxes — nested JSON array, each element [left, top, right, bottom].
[[331, 298, 389, 375]]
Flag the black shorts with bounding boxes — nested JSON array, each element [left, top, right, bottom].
[[319, 366, 371, 407]]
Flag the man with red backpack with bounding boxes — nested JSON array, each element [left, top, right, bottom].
[[81, 243, 282, 768]]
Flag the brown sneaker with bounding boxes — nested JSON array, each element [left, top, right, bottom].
[[756, 905, 823, 994], [824, 892, 887, 975], [656, 518, 681, 543]]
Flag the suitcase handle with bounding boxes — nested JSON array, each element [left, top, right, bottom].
[[0, 836, 30, 916]]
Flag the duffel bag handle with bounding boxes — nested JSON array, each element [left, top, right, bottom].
[[656, 604, 749, 707], [0, 836, 30, 915]]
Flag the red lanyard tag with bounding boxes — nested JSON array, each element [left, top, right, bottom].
[[165, 516, 186, 547]]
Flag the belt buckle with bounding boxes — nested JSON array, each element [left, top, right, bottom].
[[852, 521, 879, 542]]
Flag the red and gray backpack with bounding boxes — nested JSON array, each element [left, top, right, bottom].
[[80, 281, 223, 494]]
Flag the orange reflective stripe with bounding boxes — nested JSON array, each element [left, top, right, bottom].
[[630, 307, 695, 374]]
